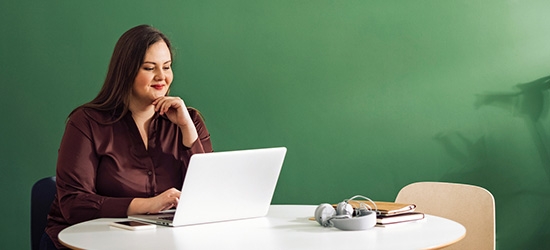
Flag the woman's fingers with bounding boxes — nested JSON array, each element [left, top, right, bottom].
[[151, 188, 181, 213], [152, 97, 194, 129], [153, 96, 184, 115]]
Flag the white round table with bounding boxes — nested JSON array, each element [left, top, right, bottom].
[[59, 205, 465, 249]]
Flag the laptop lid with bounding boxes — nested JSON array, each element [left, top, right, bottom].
[[129, 147, 287, 227]]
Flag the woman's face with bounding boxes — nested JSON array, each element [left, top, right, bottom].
[[130, 40, 173, 106]]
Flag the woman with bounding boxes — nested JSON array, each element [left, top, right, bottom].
[[42, 25, 213, 249]]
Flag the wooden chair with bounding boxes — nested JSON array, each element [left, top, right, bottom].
[[395, 182, 495, 250]]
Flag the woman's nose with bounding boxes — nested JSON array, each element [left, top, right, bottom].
[[154, 70, 165, 81]]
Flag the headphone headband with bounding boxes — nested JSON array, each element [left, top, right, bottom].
[[345, 195, 379, 214]]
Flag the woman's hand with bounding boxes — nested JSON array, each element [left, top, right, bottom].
[[127, 188, 181, 215], [152, 96, 198, 147], [152, 96, 191, 127]]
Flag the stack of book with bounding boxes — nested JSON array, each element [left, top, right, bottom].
[[347, 200, 425, 227]]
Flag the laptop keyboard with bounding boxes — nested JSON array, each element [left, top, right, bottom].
[[160, 216, 174, 221]]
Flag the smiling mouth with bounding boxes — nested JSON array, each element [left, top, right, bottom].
[[151, 85, 165, 90]]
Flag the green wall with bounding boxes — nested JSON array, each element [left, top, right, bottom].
[[2, 0, 549, 249]]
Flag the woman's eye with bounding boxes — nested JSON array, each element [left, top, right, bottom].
[[163, 66, 171, 70], [143, 67, 154, 71]]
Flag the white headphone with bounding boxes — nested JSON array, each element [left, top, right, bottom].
[[314, 195, 378, 230]]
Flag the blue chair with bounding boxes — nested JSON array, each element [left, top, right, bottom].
[[31, 176, 56, 250]]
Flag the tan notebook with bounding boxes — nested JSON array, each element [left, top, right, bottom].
[[376, 211, 425, 225]]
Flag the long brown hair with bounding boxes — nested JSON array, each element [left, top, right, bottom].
[[71, 24, 173, 122]]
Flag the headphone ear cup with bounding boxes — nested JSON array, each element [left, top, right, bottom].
[[336, 201, 354, 216], [355, 207, 370, 216], [314, 203, 336, 227]]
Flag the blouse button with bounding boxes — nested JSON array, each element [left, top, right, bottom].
[[147, 171, 152, 175]]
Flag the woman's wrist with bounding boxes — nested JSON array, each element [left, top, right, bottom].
[[127, 198, 148, 215], [178, 123, 199, 147]]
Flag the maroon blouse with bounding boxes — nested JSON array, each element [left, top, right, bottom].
[[45, 107, 212, 248]]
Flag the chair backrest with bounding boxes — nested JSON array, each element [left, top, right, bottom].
[[395, 181, 495, 250], [30, 176, 56, 250]]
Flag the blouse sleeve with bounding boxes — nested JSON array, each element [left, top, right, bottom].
[[55, 111, 133, 224]]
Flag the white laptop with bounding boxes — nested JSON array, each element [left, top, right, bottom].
[[128, 147, 287, 227]]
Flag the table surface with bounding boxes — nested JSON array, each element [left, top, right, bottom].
[[59, 204, 465, 250]]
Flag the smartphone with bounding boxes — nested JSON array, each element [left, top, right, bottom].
[[110, 220, 156, 231]]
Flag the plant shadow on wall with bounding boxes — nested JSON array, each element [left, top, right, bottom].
[[434, 75, 550, 249], [476, 75, 550, 181]]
